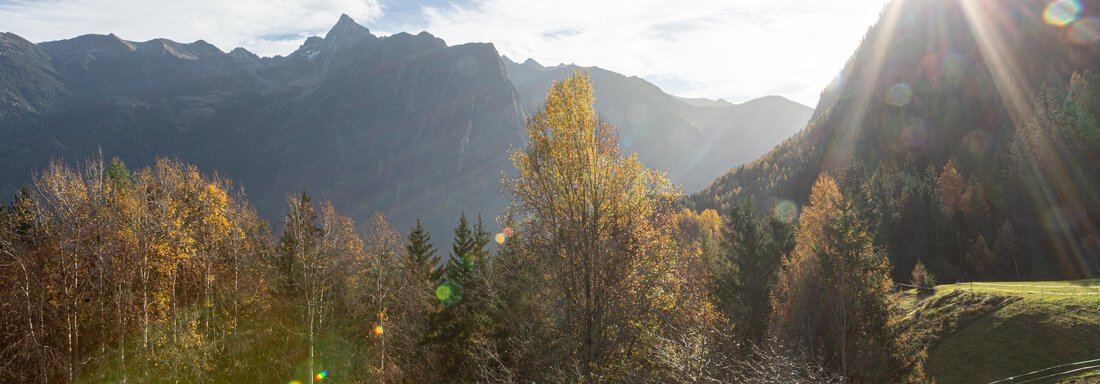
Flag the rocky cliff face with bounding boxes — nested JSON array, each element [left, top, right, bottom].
[[0, 15, 526, 240]]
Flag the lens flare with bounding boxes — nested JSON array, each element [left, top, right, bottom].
[[315, 370, 329, 381], [884, 83, 913, 106], [495, 233, 506, 244], [920, 51, 965, 90], [1044, 0, 1082, 27], [902, 118, 929, 150], [1069, 17, 1100, 44], [436, 284, 452, 301], [964, 130, 992, 155], [436, 281, 463, 306], [774, 200, 798, 224]]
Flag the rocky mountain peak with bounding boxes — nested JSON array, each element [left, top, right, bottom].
[[325, 13, 372, 41]]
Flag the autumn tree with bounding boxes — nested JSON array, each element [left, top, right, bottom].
[[357, 212, 412, 382], [275, 194, 330, 384], [507, 70, 680, 381], [0, 155, 274, 383], [770, 174, 924, 383], [910, 260, 936, 295]]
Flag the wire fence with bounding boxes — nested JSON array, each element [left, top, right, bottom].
[[988, 358, 1100, 384], [896, 283, 936, 291]]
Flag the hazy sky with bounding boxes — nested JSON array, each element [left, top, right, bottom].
[[0, 0, 890, 106]]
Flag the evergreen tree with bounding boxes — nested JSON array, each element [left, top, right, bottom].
[[448, 213, 476, 273], [716, 200, 791, 345], [406, 218, 441, 281], [429, 213, 492, 381], [106, 157, 131, 192]]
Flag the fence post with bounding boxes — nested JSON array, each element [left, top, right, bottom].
[[970, 282, 973, 293]]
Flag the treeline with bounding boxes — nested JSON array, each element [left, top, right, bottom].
[[2, 73, 925, 383]]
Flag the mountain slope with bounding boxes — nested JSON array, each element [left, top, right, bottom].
[[503, 57, 813, 192], [0, 15, 525, 241], [691, 0, 1100, 282]]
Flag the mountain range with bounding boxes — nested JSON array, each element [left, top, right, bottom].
[[0, 14, 811, 240]]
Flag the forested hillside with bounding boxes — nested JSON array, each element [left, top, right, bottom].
[[691, 0, 1100, 283], [503, 57, 812, 191]]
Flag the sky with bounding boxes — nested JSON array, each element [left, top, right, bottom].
[[0, 0, 890, 107]]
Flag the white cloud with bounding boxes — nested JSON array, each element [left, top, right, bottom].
[[418, 0, 888, 106], [0, 0, 888, 106], [0, 0, 383, 57]]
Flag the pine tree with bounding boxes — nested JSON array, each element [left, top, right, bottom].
[[448, 213, 476, 274], [429, 213, 492, 381], [716, 200, 791, 345], [406, 218, 441, 281]]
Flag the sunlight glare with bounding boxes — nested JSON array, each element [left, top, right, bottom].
[[1069, 17, 1100, 44], [962, 0, 1098, 278], [824, 0, 906, 169]]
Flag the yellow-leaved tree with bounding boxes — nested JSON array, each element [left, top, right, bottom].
[[770, 174, 925, 383], [507, 70, 684, 381]]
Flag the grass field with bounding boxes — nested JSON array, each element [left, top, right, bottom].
[[901, 280, 1100, 384]]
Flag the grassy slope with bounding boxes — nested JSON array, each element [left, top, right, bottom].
[[902, 280, 1100, 384]]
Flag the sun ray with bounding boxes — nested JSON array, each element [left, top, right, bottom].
[[960, 0, 1097, 277], [825, 0, 907, 169], [958, 0, 1035, 125]]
